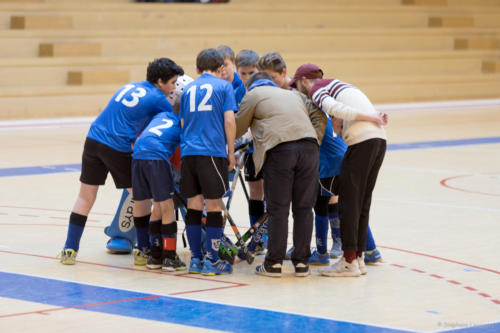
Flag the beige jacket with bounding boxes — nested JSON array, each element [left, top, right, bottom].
[[236, 86, 318, 176]]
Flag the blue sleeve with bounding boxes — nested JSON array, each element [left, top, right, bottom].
[[223, 82, 238, 113]]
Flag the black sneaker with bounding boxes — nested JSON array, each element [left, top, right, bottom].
[[255, 261, 282, 277], [294, 262, 310, 277], [146, 256, 162, 270], [162, 256, 187, 272]]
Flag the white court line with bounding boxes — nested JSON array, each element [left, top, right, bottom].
[[383, 165, 481, 175], [375, 197, 500, 213]]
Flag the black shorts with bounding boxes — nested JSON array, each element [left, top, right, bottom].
[[132, 159, 175, 202], [80, 137, 132, 189], [180, 155, 229, 199], [319, 177, 338, 197], [244, 152, 263, 182]]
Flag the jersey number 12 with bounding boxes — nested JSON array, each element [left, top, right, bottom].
[[186, 84, 213, 112]]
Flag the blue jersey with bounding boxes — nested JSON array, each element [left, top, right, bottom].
[[87, 81, 172, 153], [319, 116, 347, 178], [232, 72, 246, 107], [132, 111, 181, 162], [179, 73, 237, 158]]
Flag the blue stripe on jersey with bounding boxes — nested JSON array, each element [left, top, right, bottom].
[[87, 81, 173, 153], [319, 117, 347, 178], [132, 111, 181, 161], [180, 73, 237, 158]]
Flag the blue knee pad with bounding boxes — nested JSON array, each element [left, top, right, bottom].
[[104, 190, 137, 253]]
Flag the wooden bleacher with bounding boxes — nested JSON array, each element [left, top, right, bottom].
[[0, 0, 499, 119]]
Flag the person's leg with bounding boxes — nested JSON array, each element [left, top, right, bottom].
[[158, 198, 186, 271], [356, 139, 386, 253], [263, 149, 294, 267], [328, 195, 343, 258], [311, 194, 330, 265], [291, 141, 319, 274], [146, 202, 162, 269], [248, 180, 265, 226], [204, 198, 223, 263], [63, 183, 99, 253], [186, 194, 204, 261]]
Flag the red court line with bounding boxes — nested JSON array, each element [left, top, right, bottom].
[[390, 263, 499, 307], [379, 245, 500, 275], [0, 249, 247, 287], [0, 295, 160, 319], [440, 174, 500, 197]]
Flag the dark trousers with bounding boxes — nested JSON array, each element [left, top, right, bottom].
[[338, 138, 386, 252], [262, 139, 319, 265]]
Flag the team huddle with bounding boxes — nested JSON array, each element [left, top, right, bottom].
[[59, 46, 388, 278]]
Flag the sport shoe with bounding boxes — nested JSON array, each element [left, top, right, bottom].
[[358, 255, 367, 275], [59, 249, 77, 265], [294, 263, 310, 277], [319, 257, 361, 277], [254, 243, 267, 256], [255, 262, 282, 278], [364, 248, 382, 264], [146, 256, 162, 270], [134, 248, 149, 266], [284, 246, 294, 260], [309, 249, 330, 266], [329, 237, 343, 258], [162, 256, 187, 272], [202, 259, 233, 276], [188, 257, 203, 274]]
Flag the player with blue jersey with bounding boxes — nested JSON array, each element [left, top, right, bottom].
[[179, 48, 237, 276], [131, 110, 186, 271], [217, 45, 246, 106], [59, 58, 184, 265]]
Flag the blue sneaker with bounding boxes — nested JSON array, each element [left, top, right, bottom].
[[189, 257, 203, 274], [364, 248, 382, 264], [201, 259, 233, 276], [309, 249, 330, 265]]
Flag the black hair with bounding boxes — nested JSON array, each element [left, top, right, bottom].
[[146, 58, 184, 84], [196, 48, 225, 73], [216, 45, 235, 63], [245, 71, 273, 90], [236, 49, 259, 68]]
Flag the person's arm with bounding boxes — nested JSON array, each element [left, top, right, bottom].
[[224, 110, 236, 171], [235, 92, 257, 139], [312, 86, 388, 125]]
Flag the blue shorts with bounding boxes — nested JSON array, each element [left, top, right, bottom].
[[132, 159, 175, 202]]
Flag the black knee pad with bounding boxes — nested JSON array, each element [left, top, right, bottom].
[[185, 209, 202, 226], [206, 211, 223, 228]]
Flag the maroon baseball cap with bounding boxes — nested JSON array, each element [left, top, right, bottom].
[[288, 63, 324, 88], [309, 79, 333, 100]]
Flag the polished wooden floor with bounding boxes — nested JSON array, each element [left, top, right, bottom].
[[0, 101, 499, 333]]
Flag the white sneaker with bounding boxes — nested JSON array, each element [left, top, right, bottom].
[[357, 255, 367, 275], [319, 257, 361, 277]]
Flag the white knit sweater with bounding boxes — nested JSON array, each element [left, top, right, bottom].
[[320, 80, 386, 146]]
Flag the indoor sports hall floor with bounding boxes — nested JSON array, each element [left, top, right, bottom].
[[0, 100, 499, 333]]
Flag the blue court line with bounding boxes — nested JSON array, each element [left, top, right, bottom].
[[0, 271, 411, 333], [1, 137, 499, 178], [387, 136, 500, 151], [0, 164, 80, 178]]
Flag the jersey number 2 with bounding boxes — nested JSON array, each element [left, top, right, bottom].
[[186, 84, 213, 112], [148, 118, 174, 136]]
